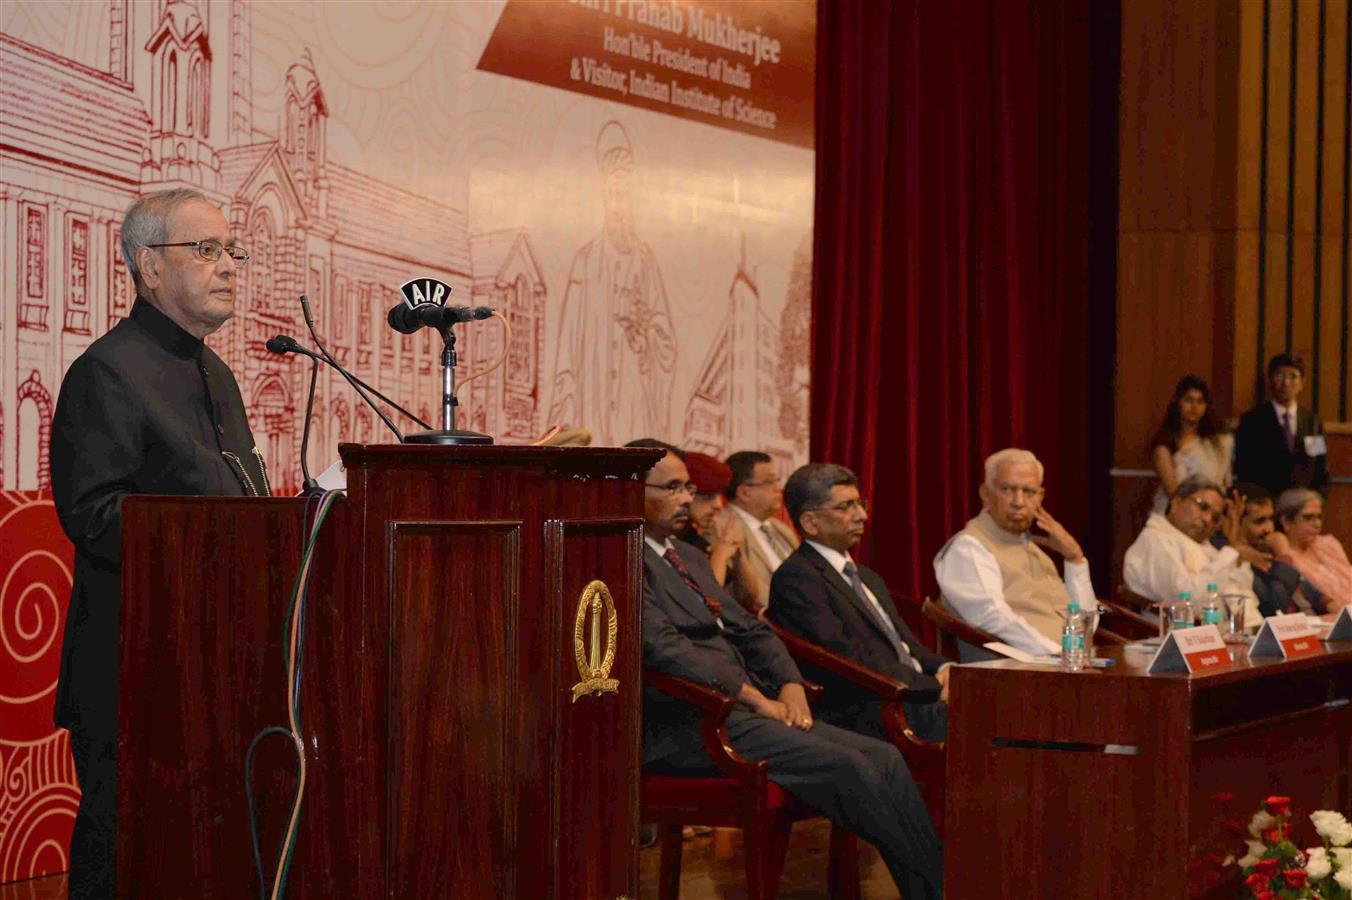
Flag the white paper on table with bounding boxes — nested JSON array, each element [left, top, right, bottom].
[[314, 458, 347, 491]]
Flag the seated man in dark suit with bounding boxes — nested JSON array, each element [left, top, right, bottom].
[[1234, 353, 1329, 497], [1215, 483, 1327, 617], [768, 463, 950, 744], [630, 440, 942, 899]]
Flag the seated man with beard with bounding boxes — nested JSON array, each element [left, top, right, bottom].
[[1216, 483, 1326, 617]]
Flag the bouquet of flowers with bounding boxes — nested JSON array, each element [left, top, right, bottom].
[[1238, 796, 1352, 899]]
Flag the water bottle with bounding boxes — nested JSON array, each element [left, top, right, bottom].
[[1061, 600, 1086, 671], [1200, 583, 1223, 628], [1171, 592, 1194, 630]]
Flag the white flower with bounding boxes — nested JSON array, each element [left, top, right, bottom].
[[1311, 810, 1352, 847], [1306, 847, 1331, 880], [1250, 810, 1276, 838], [1332, 846, 1352, 869], [1335, 865, 1352, 891], [1247, 840, 1267, 858], [1238, 854, 1261, 869]]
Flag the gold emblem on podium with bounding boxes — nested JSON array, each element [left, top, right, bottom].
[[571, 580, 619, 701]]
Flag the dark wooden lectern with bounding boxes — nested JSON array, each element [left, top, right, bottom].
[[117, 445, 660, 898]]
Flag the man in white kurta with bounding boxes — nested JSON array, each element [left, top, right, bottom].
[[1123, 477, 1262, 625], [934, 449, 1097, 657]]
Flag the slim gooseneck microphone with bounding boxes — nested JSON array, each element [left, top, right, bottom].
[[296, 295, 404, 442], [266, 334, 431, 430]]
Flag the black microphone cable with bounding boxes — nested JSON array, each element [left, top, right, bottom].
[[299, 355, 319, 494], [298, 295, 403, 442]]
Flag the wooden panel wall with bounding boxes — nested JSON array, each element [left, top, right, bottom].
[[1116, 0, 1241, 468], [1113, 0, 1352, 588], [1236, 0, 1351, 420]]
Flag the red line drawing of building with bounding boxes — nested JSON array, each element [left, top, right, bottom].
[[683, 236, 809, 475], [0, 2, 544, 492]]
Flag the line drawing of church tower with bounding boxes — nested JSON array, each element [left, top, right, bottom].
[[0, 0, 547, 491], [683, 236, 803, 476]]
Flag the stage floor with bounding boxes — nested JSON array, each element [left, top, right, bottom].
[[0, 820, 900, 899]]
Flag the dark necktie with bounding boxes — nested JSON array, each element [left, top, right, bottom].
[[1281, 411, 1296, 452], [664, 547, 723, 620], [842, 561, 912, 666]]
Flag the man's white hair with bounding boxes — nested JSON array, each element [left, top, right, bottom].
[[983, 448, 1044, 489], [120, 188, 211, 294]]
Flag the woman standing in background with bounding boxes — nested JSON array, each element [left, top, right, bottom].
[[1150, 375, 1234, 512]]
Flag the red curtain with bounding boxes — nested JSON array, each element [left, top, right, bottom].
[[811, 0, 1115, 611]]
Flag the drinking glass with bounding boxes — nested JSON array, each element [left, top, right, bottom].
[[1221, 593, 1248, 644], [1153, 601, 1174, 639]]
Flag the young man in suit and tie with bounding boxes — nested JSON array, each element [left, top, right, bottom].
[[768, 463, 951, 744], [714, 450, 801, 613], [1235, 353, 1330, 498], [631, 440, 943, 900]]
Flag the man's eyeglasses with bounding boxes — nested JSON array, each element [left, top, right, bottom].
[[993, 485, 1044, 500], [1188, 495, 1218, 515], [645, 481, 697, 496], [806, 498, 868, 515], [146, 238, 250, 265]]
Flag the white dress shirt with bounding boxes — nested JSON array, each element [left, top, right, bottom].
[[1122, 513, 1261, 625], [934, 535, 1095, 656], [806, 540, 929, 673]]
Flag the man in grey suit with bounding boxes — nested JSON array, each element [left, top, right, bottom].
[[630, 439, 943, 899]]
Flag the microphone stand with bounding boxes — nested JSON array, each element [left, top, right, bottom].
[[298, 355, 322, 495], [299, 295, 404, 443], [404, 322, 492, 445]]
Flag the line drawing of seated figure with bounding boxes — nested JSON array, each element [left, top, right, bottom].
[[548, 120, 677, 445]]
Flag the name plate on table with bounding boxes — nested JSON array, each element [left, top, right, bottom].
[[1146, 626, 1231, 674], [1250, 613, 1321, 658], [1324, 606, 1352, 641]]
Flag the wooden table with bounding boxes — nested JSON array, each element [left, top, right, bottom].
[[946, 641, 1352, 898]]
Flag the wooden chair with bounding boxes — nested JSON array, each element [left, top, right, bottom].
[[1098, 599, 1159, 641], [641, 672, 860, 900], [1114, 586, 1158, 615], [763, 619, 947, 834], [920, 596, 1001, 661]]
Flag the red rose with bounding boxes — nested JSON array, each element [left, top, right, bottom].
[[1282, 869, 1307, 888], [1255, 858, 1280, 877], [1245, 873, 1268, 893], [1256, 893, 1276, 900], [1264, 795, 1291, 816], [1262, 827, 1282, 845]]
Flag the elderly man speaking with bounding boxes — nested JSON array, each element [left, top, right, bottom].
[[50, 189, 268, 898], [934, 448, 1097, 657]]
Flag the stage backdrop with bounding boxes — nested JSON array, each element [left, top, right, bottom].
[[0, 0, 814, 883]]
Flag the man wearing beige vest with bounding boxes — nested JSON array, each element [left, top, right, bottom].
[[934, 448, 1096, 657], [715, 450, 801, 612]]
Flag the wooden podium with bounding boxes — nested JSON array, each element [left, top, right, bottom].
[[116, 444, 661, 899]]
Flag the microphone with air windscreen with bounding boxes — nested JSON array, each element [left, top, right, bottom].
[[388, 277, 493, 445]]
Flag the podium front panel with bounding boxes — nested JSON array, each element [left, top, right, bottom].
[[116, 446, 659, 898]]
